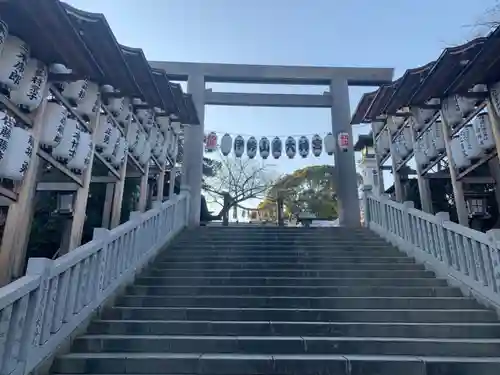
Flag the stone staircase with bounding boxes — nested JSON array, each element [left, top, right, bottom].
[[51, 227, 500, 375]]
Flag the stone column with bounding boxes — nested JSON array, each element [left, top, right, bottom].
[[184, 73, 206, 226], [330, 78, 361, 227]]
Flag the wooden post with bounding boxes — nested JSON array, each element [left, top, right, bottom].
[[389, 132, 404, 202], [409, 112, 433, 213], [440, 110, 469, 226], [67, 100, 102, 251], [110, 152, 128, 228], [156, 169, 165, 202], [0, 87, 49, 284], [137, 162, 150, 212], [168, 166, 177, 198], [101, 183, 114, 228], [371, 123, 385, 195]]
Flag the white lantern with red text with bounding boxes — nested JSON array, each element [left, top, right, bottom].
[[205, 132, 218, 152], [337, 132, 349, 152]]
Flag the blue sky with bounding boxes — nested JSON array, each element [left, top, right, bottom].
[[65, 0, 497, 193]]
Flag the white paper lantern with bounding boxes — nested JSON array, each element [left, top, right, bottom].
[[386, 117, 400, 135], [205, 132, 218, 152], [134, 132, 147, 158], [52, 118, 80, 162], [171, 121, 182, 135], [311, 134, 322, 157], [153, 133, 164, 157], [259, 137, 270, 159], [246, 136, 257, 159], [115, 97, 132, 126], [441, 96, 462, 128], [75, 81, 99, 119], [0, 127, 33, 181], [431, 120, 445, 153], [67, 131, 92, 172], [410, 115, 425, 132], [137, 109, 153, 129], [234, 135, 245, 158], [473, 112, 495, 152], [298, 136, 309, 158], [103, 86, 125, 116], [456, 95, 475, 117], [139, 141, 151, 165], [372, 121, 385, 135], [423, 128, 437, 160], [157, 115, 170, 134], [0, 36, 29, 93], [394, 134, 407, 158], [489, 81, 500, 118], [379, 131, 391, 155], [112, 137, 127, 168], [0, 20, 8, 56], [285, 136, 296, 159], [101, 127, 120, 160], [413, 98, 438, 125], [168, 132, 176, 159], [171, 135, 179, 162], [271, 137, 282, 159], [148, 126, 159, 151], [158, 143, 168, 165], [220, 133, 232, 156], [39, 101, 68, 150], [460, 124, 483, 160], [451, 135, 470, 169], [414, 137, 428, 167], [0, 111, 13, 163], [61, 79, 88, 105], [95, 115, 115, 152], [126, 120, 140, 152], [10, 58, 47, 112], [324, 132, 335, 155], [401, 126, 413, 153]]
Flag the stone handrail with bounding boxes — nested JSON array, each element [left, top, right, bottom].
[[363, 188, 500, 311], [0, 192, 189, 375]]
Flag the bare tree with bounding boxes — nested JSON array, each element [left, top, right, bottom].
[[463, 1, 500, 39], [203, 154, 277, 223]]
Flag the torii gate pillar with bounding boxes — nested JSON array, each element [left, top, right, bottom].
[[183, 73, 205, 227], [330, 78, 361, 227]]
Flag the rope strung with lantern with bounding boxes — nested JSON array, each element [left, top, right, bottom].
[[203, 131, 351, 159]]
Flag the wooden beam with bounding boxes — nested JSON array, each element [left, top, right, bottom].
[[156, 169, 165, 202], [410, 111, 433, 213], [66, 100, 102, 252], [110, 152, 128, 228], [101, 183, 114, 229], [138, 162, 150, 212], [440, 110, 469, 227], [0, 88, 49, 285], [371, 124, 385, 195], [36, 182, 79, 191]]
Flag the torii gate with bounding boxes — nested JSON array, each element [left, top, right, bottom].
[[149, 61, 393, 227]]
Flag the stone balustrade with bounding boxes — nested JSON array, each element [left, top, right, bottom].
[[0, 192, 189, 375]]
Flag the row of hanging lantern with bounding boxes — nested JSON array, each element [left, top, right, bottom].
[[0, 21, 47, 181], [0, 15, 182, 183], [205, 132, 350, 159]]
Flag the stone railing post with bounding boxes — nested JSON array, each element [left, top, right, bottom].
[[436, 212, 451, 266], [487, 229, 500, 292], [402, 201, 414, 243], [180, 185, 191, 226], [362, 185, 372, 227]]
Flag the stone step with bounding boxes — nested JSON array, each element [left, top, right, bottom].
[[133, 276, 447, 287], [154, 258, 417, 269], [51, 353, 500, 374], [126, 285, 462, 298], [170, 243, 391, 249], [101, 307, 498, 323], [145, 269, 434, 279], [88, 319, 500, 339], [115, 296, 481, 310], [71, 334, 500, 357], [161, 250, 403, 259], [151, 263, 426, 272]]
